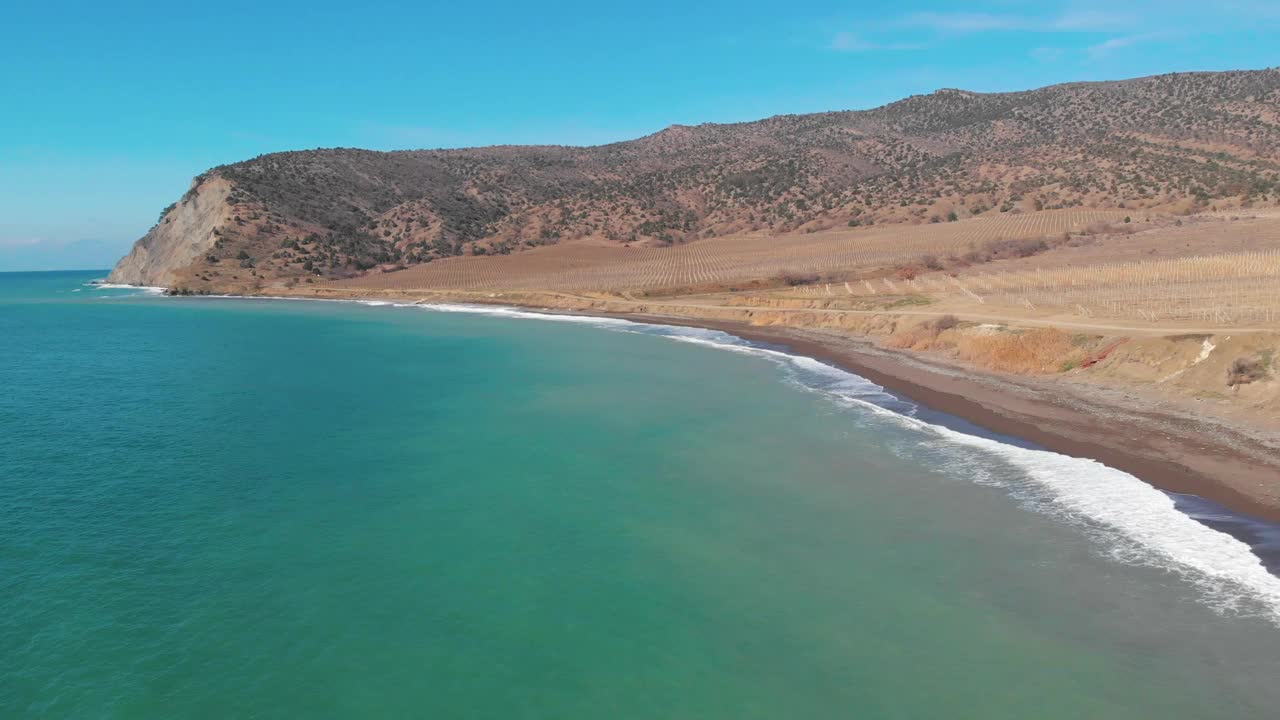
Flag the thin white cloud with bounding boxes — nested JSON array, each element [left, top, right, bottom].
[[1050, 10, 1135, 31], [898, 10, 1135, 34], [829, 32, 925, 52], [1086, 32, 1162, 58]]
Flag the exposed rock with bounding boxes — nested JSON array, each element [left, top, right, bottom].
[[108, 177, 232, 287]]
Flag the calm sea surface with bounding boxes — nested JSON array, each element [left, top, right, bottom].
[[3, 270, 1280, 718]]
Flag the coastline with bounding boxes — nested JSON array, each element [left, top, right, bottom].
[[126, 282, 1280, 524], [23, 271, 1280, 713], [611, 312, 1280, 525]]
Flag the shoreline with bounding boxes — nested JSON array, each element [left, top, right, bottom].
[[610, 312, 1280, 525], [116, 281, 1280, 525], [377, 298, 1280, 576]]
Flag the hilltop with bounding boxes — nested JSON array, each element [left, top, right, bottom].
[[110, 68, 1280, 288]]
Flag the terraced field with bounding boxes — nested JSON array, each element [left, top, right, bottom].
[[929, 250, 1280, 325], [326, 208, 1280, 327], [332, 209, 1130, 294], [813, 214, 1280, 326]]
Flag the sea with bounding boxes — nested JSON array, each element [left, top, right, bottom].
[[4, 269, 1280, 719]]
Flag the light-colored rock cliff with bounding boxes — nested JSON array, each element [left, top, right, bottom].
[[107, 176, 232, 287]]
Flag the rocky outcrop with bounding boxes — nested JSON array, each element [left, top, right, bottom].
[[107, 177, 232, 287]]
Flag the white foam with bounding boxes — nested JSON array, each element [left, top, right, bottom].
[[414, 303, 634, 327], [204, 293, 314, 301], [900, 407, 1280, 622], [648, 324, 1280, 623], [171, 296, 1280, 622], [93, 283, 166, 295], [647, 328, 911, 410], [475, 307, 1280, 624]]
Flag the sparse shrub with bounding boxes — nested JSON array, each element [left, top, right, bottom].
[[991, 237, 1047, 259], [932, 314, 959, 331], [961, 237, 1048, 265], [1227, 357, 1268, 387], [774, 270, 819, 286]]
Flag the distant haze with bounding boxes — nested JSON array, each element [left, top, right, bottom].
[[0, 238, 126, 273]]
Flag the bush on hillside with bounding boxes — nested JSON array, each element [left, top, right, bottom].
[[1227, 357, 1268, 387], [774, 270, 820, 286]]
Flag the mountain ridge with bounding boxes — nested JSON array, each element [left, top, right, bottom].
[[109, 68, 1280, 289]]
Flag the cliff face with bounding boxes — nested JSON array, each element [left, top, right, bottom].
[[107, 177, 232, 287]]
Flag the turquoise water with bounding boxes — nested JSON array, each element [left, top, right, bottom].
[[4, 270, 1280, 719]]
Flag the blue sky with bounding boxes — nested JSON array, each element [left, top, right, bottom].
[[2, 0, 1277, 271]]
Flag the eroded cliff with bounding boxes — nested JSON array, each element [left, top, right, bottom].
[[107, 177, 232, 287]]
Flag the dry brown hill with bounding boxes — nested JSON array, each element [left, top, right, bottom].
[[110, 68, 1280, 288]]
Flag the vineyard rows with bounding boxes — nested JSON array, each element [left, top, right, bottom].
[[923, 250, 1280, 325], [334, 210, 1128, 293]]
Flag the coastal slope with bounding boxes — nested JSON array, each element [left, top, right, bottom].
[[110, 69, 1280, 291]]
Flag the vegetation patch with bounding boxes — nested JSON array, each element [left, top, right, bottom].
[[772, 270, 822, 287], [1227, 356, 1271, 387], [878, 295, 934, 310]]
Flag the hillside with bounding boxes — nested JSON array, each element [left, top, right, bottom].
[[109, 69, 1280, 289]]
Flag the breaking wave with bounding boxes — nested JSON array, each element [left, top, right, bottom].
[[143, 295, 1280, 623], [90, 282, 166, 297], [406, 303, 1280, 625]]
